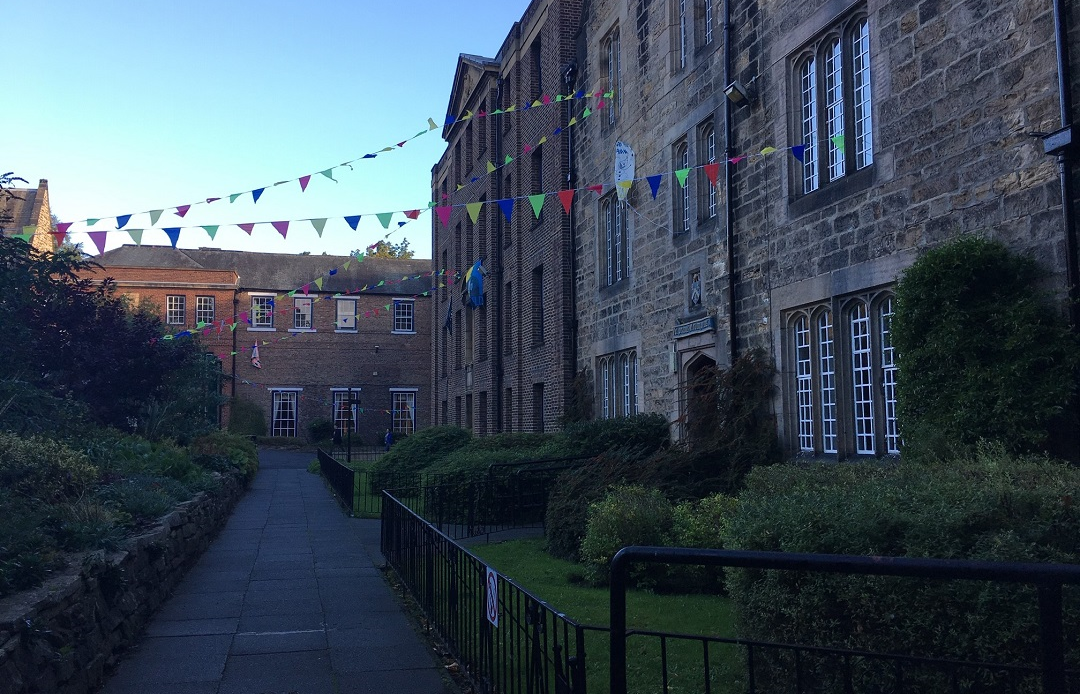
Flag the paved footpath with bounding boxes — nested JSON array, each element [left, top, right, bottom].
[[99, 449, 451, 694]]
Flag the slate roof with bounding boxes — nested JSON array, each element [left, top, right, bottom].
[[0, 180, 43, 234], [96, 246, 434, 296]]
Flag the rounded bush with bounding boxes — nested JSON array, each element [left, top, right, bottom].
[[227, 396, 267, 437], [580, 485, 674, 587], [0, 433, 99, 503], [370, 425, 472, 476]]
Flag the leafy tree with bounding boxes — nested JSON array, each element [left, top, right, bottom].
[[354, 238, 414, 259], [0, 235, 215, 437], [892, 236, 1080, 456]]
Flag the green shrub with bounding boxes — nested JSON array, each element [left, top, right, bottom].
[[307, 417, 334, 443], [545, 451, 658, 561], [892, 236, 1080, 456], [190, 431, 258, 478], [580, 485, 674, 587], [669, 493, 739, 593], [0, 433, 99, 503], [725, 446, 1080, 692], [97, 474, 192, 526], [560, 413, 670, 457], [50, 496, 128, 550], [424, 432, 558, 477], [227, 396, 267, 437], [371, 425, 472, 476], [0, 489, 59, 597]]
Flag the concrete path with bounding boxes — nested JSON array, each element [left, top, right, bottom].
[[99, 449, 451, 694]]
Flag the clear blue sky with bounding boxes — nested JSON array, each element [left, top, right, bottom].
[[4, 1, 533, 260]]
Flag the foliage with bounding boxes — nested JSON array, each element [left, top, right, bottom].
[[0, 236, 211, 434], [96, 474, 190, 526], [892, 236, 1080, 456], [424, 432, 558, 477], [724, 446, 1080, 692], [370, 425, 473, 476], [307, 417, 334, 443], [560, 413, 670, 457], [669, 493, 739, 593], [137, 350, 224, 444], [0, 489, 58, 597], [227, 396, 267, 437], [580, 485, 675, 587], [356, 238, 415, 259], [0, 432, 99, 503], [190, 431, 259, 479], [557, 369, 594, 426]]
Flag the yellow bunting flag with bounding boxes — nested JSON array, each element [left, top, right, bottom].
[[466, 202, 483, 224]]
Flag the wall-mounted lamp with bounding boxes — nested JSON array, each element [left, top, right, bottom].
[[725, 79, 755, 107]]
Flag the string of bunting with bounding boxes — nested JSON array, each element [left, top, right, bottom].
[[40, 97, 605, 253], [45, 88, 609, 244], [234, 375, 402, 414]]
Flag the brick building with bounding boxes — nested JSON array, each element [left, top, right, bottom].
[[0, 178, 57, 254], [570, 0, 1079, 457], [431, 0, 583, 434], [92, 246, 433, 443]]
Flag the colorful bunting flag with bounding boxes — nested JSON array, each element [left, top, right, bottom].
[[558, 189, 575, 214], [164, 228, 181, 248], [528, 194, 546, 218], [345, 215, 361, 230], [436, 206, 452, 228], [299, 175, 311, 192], [498, 198, 514, 224], [128, 229, 144, 245], [239, 223, 255, 234], [252, 188, 265, 204], [116, 214, 132, 229], [88, 232, 108, 255], [466, 202, 483, 224], [175, 205, 191, 217], [310, 218, 327, 236], [272, 221, 289, 239], [675, 168, 691, 187], [376, 212, 393, 229], [202, 225, 219, 240], [149, 210, 163, 226], [647, 175, 663, 199]]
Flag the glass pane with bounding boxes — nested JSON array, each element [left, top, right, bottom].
[[795, 316, 814, 452], [800, 58, 819, 193], [818, 311, 838, 454], [881, 297, 899, 454], [853, 19, 874, 169], [825, 39, 846, 180], [850, 302, 875, 454]]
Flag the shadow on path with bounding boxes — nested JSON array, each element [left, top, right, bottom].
[[98, 448, 451, 694]]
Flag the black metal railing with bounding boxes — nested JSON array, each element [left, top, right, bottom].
[[381, 492, 590, 694], [317, 448, 358, 515], [609, 547, 1080, 694]]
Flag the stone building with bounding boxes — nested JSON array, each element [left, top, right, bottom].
[[92, 246, 433, 442], [431, 0, 583, 433], [570, 0, 1079, 457], [0, 178, 57, 254]]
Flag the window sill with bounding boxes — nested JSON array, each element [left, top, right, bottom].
[[599, 279, 630, 301], [289, 328, 316, 333], [391, 330, 417, 335], [334, 329, 358, 334], [789, 165, 875, 217], [248, 327, 277, 332]]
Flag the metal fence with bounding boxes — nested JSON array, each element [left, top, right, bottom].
[[608, 547, 1080, 694], [381, 492, 590, 694], [317, 448, 358, 515]]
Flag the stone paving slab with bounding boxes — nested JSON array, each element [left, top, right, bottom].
[[99, 448, 452, 694]]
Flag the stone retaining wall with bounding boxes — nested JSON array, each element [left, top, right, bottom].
[[0, 472, 247, 694]]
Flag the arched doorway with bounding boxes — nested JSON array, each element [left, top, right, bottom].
[[683, 353, 717, 446]]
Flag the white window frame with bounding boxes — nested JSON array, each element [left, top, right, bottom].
[[166, 295, 186, 325], [293, 297, 314, 331], [195, 295, 215, 325], [250, 294, 276, 331], [674, 141, 691, 234], [392, 298, 415, 334], [786, 290, 895, 457], [598, 349, 638, 419], [677, 0, 687, 69], [390, 388, 418, 435], [269, 388, 301, 438], [336, 298, 357, 332], [332, 388, 360, 435], [699, 123, 717, 220], [603, 27, 620, 125], [794, 13, 874, 196]]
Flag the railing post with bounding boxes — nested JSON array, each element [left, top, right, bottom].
[[609, 549, 630, 694], [1037, 583, 1066, 693]]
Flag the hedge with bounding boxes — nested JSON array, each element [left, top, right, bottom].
[[724, 446, 1080, 692]]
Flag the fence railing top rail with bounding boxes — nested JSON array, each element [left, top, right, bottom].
[[610, 545, 1080, 584]]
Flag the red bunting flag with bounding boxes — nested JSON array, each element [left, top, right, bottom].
[[704, 162, 720, 186], [558, 189, 575, 214], [587, 185, 604, 195], [436, 206, 452, 228], [404, 209, 420, 220]]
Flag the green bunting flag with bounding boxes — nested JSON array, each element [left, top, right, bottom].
[[229, 193, 242, 203], [466, 202, 483, 224], [86, 218, 100, 227], [128, 229, 144, 245], [202, 225, 219, 240], [830, 135, 845, 154], [314, 277, 324, 290], [376, 212, 394, 229], [529, 194, 546, 219], [149, 210, 163, 226], [319, 168, 336, 181], [310, 218, 327, 237], [675, 168, 691, 187]]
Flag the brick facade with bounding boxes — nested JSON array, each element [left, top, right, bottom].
[[432, 0, 583, 434], [570, 0, 1079, 456], [93, 247, 432, 443]]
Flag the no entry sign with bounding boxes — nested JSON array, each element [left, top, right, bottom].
[[485, 566, 499, 628]]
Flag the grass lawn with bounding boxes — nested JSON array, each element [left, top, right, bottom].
[[471, 538, 746, 694]]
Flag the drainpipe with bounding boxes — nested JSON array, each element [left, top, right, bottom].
[[495, 77, 505, 432], [565, 62, 579, 392], [1049, 0, 1079, 330], [723, 0, 738, 364], [230, 293, 238, 397]]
